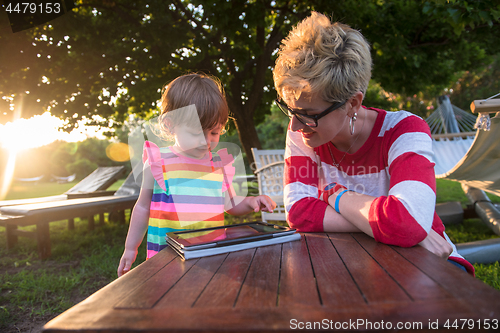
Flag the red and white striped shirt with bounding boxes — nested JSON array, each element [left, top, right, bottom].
[[284, 107, 474, 275]]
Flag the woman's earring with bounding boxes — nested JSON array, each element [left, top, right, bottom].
[[349, 112, 357, 135]]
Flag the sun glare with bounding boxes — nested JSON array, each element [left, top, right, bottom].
[[0, 150, 16, 200], [0, 112, 75, 153], [0, 112, 108, 154], [0, 112, 108, 199]]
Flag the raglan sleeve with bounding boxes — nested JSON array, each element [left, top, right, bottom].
[[368, 115, 437, 247], [284, 129, 328, 232]]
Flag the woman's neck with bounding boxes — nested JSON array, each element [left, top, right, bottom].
[[331, 107, 375, 153]]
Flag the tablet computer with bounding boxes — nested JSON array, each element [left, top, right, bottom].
[[166, 221, 296, 251]]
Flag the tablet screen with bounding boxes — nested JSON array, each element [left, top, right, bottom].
[[168, 222, 294, 248]]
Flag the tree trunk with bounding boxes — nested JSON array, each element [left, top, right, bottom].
[[227, 97, 261, 171], [233, 110, 261, 172]]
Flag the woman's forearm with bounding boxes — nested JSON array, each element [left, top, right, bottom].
[[323, 191, 374, 236]]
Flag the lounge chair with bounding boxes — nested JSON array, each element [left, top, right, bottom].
[[0, 169, 141, 259], [0, 166, 126, 208]]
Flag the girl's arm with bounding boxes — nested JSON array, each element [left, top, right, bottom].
[[223, 184, 276, 216], [117, 167, 154, 277]]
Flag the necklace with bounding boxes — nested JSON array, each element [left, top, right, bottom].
[[328, 108, 367, 169]]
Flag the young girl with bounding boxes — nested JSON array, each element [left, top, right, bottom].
[[117, 73, 276, 277]]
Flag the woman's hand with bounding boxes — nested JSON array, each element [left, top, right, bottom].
[[418, 229, 453, 259]]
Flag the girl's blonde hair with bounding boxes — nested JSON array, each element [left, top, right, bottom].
[[273, 12, 372, 104], [157, 73, 229, 139]]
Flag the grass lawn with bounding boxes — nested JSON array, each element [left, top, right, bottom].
[[0, 178, 499, 331]]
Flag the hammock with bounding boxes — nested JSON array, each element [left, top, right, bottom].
[[427, 96, 500, 197], [435, 115, 500, 197], [427, 96, 500, 261], [14, 175, 44, 183], [52, 174, 76, 183], [426, 95, 477, 135]]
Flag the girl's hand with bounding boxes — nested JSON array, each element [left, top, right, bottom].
[[418, 229, 453, 259], [117, 249, 138, 277], [250, 195, 277, 213]]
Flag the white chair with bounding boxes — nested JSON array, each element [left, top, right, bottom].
[[251, 148, 285, 171], [251, 148, 286, 223]]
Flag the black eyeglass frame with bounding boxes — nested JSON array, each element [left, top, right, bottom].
[[274, 98, 347, 128]]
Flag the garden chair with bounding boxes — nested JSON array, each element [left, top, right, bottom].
[[251, 148, 286, 223]]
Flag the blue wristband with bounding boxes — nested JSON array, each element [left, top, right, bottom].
[[334, 189, 349, 214]]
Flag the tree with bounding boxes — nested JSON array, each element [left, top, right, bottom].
[[327, 0, 500, 97], [1, 0, 311, 166], [448, 54, 500, 111], [1, 0, 499, 165]]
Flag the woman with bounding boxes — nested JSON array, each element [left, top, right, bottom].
[[273, 12, 473, 275]]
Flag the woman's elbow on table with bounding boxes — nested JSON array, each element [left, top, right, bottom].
[[286, 198, 327, 232], [370, 220, 429, 247], [369, 198, 431, 247]]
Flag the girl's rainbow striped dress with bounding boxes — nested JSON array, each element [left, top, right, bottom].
[[143, 141, 235, 259]]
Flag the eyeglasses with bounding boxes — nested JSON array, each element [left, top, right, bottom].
[[275, 98, 346, 128]]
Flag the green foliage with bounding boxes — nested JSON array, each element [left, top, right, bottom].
[[363, 81, 401, 111], [475, 262, 500, 290], [435, 179, 470, 204], [0, 217, 146, 329], [445, 218, 498, 244], [318, 0, 500, 102], [2, 0, 499, 163], [448, 54, 500, 111], [1, 269, 82, 316], [8, 141, 71, 178], [4, 180, 79, 200], [49, 141, 78, 176], [66, 158, 98, 179], [436, 179, 500, 244], [256, 104, 289, 149], [0, 137, 128, 182]]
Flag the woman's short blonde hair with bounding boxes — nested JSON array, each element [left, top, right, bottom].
[[158, 73, 229, 138], [273, 12, 372, 104]]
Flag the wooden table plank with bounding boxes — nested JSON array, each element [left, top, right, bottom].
[[278, 234, 320, 307], [329, 233, 410, 304], [235, 244, 282, 308], [352, 233, 453, 301], [155, 252, 228, 309], [114, 253, 198, 309], [305, 233, 366, 306], [392, 243, 500, 316], [46, 299, 479, 333], [193, 248, 255, 308], [44, 249, 176, 330]]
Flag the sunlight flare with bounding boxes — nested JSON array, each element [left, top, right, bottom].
[[0, 150, 17, 200]]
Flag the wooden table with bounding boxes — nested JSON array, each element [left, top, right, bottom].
[[43, 233, 500, 332]]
